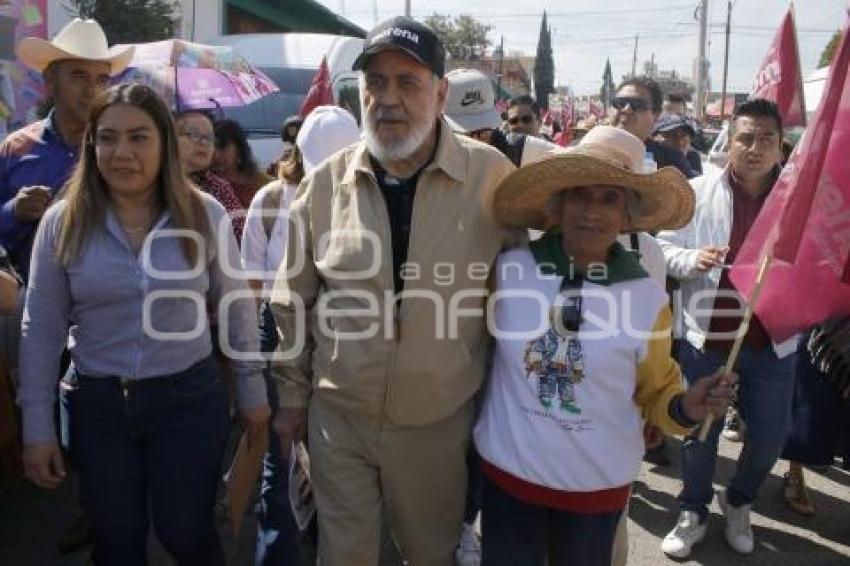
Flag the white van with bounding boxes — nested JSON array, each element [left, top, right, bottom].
[[207, 33, 364, 169]]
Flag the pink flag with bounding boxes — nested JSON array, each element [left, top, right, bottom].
[[298, 56, 333, 118], [729, 15, 850, 342], [751, 8, 806, 127], [562, 101, 574, 130]]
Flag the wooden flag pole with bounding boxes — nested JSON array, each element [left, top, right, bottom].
[[697, 254, 773, 441]]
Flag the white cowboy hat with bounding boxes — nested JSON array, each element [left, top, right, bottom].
[[492, 125, 695, 233], [16, 18, 134, 75]]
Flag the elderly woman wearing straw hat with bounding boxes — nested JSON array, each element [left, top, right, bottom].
[[473, 125, 735, 566]]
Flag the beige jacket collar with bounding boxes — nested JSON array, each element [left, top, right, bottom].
[[341, 117, 467, 186]]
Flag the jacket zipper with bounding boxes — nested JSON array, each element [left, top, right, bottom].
[[369, 176, 401, 421]]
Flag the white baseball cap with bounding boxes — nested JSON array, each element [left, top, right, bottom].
[[296, 106, 361, 173], [444, 68, 502, 133]]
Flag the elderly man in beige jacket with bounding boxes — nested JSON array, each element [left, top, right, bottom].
[[269, 16, 517, 566]]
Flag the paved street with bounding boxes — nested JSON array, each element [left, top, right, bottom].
[[2, 435, 849, 565]]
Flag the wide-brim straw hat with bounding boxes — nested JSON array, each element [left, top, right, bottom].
[[492, 125, 695, 233], [17, 18, 134, 75]]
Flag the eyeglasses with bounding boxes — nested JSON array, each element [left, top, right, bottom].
[[611, 96, 651, 112], [508, 114, 534, 126], [179, 130, 215, 147]]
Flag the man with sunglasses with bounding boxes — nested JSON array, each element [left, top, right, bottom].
[[611, 77, 699, 472], [506, 94, 542, 137], [445, 69, 555, 168], [611, 77, 696, 179]]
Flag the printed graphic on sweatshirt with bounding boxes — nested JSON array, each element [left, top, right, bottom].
[[523, 308, 585, 414]]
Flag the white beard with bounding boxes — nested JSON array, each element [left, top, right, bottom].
[[362, 106, 437, 163]]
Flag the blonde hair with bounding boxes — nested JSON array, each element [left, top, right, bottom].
[[57, 84, 212, 266]]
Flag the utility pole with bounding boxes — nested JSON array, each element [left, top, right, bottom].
[[631, 34, 638, 76], [695, 0, 708, 120], [405, 0, 411, 17], [373, 0, 378, 24], [650, 52, 655, 77], [632, 34, 638, 77], [719, 0, 732, 124]]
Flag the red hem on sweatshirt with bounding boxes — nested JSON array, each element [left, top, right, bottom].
[[482, 459, 629, 514]]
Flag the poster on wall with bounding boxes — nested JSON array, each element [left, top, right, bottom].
[[0, 0, 48, 131]]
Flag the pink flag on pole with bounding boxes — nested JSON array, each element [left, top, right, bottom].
[[751, 8, 806, 127], [729, 14, 850, 342]]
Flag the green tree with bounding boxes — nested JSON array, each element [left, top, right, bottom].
[[600, 58, 615, 109], [70, 0, 177, 45], [423, 13, 492, 60], [533, 11, 554, 110], [819, 29, 842, 68]]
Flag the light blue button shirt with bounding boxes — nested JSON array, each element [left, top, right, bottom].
[[18, 193, 267, 443]]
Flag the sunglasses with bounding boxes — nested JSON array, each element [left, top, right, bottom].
[[561, 295, 583, 333], [611, 96, 651, 112], [558, 277, 584, 334], [508, 114, 535, 125], [561, 279, 585, 379]]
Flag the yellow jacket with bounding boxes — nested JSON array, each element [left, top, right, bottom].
[[270, 119, 516, 425]]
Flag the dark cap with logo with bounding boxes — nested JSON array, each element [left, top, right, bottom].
[[352, 16, 446, 77], [653, 112, 696, 136]]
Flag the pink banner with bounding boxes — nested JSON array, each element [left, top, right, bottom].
[[0, 0, 47, 130], [751, 8, 805, 128], [730, 14, 850, 342]]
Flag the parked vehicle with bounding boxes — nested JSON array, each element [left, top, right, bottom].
[[207, 33, 364, 169]]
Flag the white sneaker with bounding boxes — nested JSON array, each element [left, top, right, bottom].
[[718, 490, 754, 554], [455, 522, 481, 566], [660, 510, 707, 558]]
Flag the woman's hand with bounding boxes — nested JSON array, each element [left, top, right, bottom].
[[239, 404, 272, 449], [681, 369, 738, 423], [23, 442, 66, 489]]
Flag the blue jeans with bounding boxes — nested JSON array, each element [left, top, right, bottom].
[[255, 302, 302, 566], [677, 341, 796, 519], [62, 356, 229, 566], [480, 475, 621, 566]]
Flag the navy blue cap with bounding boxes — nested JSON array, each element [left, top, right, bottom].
[[653, 113, 696, 136], [352, 16, 446, 77]]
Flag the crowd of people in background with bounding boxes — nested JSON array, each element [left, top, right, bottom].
[[0, 14, 848, 566]]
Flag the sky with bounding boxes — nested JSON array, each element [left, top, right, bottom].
[[319, 0, 847, 95]]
